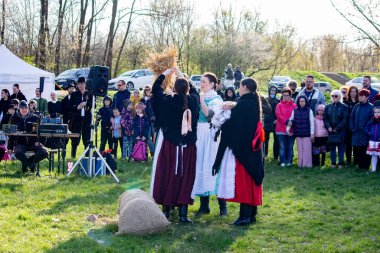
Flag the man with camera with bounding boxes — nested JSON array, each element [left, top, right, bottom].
[[8, 100, 48, 173], [69, 77, 92, 158]]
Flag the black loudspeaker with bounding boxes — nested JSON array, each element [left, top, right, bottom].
[[39, 77, 45, 93], [86, 65, 109, 97]]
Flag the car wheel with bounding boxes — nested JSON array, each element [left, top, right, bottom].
[[127, 82, 134, 90]]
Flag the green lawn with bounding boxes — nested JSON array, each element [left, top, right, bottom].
[[0, 142, 379, 252]]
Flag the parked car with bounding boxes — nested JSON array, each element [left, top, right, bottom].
[[296, 81, 332, 93], [108, 70, 137, 90], [345, 76, 380, 91], [190, 75, 201, 89], [108, 69, 154, 90], [268, 76, 292, 90], [55, 68, 90, 89]]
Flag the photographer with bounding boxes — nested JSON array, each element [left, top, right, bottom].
[[8, 100, 48, 173], [98, 96, 113, 153]]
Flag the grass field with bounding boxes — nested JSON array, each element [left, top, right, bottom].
[[0, 141, 379, 252]]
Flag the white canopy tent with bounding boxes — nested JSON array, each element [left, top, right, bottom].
[[0, 44, 55, 101]]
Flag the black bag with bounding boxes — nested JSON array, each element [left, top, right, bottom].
[[328, 132, 343, 144], [103, 152, 117, 173]]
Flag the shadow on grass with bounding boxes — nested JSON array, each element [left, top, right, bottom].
[[46, 219, 251, 253], [0, 182, 24, 192]]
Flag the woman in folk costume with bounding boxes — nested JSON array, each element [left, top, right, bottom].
[[151, 67, 199, 223], [191, 72, 228, 217], [213, 78, 265, 226]]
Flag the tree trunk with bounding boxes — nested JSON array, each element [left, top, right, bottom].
[[54, 0, 67, 75], [113, 0, 136, 77], [1, 0, 5, 45], [83, 0, 95, 67], [104, 0, 118, 71], [37, 0, 49, 69], [76, 0, 89, 68]]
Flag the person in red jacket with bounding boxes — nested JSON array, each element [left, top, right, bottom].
[[275, 87, 297, 167]]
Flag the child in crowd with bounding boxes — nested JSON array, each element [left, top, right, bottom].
[[130, 89, 141, 108], [98, 96, 113, 153], [287, 95, 314, 168], [312, 104, 328, 167], [111, 108, 123, 158], [121, 100, 134, 159], [366, 107, 380, 173], [224, 87, 237, 101], [141, 85, 155, 156], [133, 102, 150, 144]]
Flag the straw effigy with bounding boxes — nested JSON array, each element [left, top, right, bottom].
[[145, 46, 178, 89]]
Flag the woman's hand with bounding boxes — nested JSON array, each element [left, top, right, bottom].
[[199, 91, 205, 101], [162, 68, 174, 76], [173, 66, 184, 78]]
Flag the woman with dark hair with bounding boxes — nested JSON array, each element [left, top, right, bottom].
[[151, 67, 199, 223], [344, 85, 359, 165], [10, 84, 27, 101], [213, 77, 264, 226], [224, 87, 237, 101], [141, 85, 155, 155], [192, 72, 227, 217], [0, 89, 11, 117]]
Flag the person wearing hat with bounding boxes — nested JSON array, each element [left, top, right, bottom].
[[349, 88, 374, 170], [69, 77, 93, 158], [98, 96, 113, 153], [8, 100, 48, 173], [32, 88, 48, 115], [10, 84, 27, 102], [264, 85, 280, 160], [61, 82, 76, 157]]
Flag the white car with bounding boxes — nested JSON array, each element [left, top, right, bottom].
[[269, 76, 292, 90], [190, 75, 201, 88], [108, 70, 137, 90], [346, 76, 380, 91], [108, 69, 154, 90]]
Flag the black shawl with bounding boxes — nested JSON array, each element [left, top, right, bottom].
[[214, 92, 264, 185]]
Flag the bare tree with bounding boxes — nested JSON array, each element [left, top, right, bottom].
[[1, 0, 6, 44], [37, 0, 49, 69], [102, 0, 118, 71], [53, 0, 68, 74], [76, 0, 89, 67], [330, 0, 380, 49]]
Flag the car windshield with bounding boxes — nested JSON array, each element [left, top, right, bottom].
[[120, 71, 136, 77], [57, 69, 76, 77], [191, 76, 201, 81], [272, 76, 289, 82]]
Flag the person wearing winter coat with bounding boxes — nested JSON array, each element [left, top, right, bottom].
[[113, 80, 131, 113], [365, 107, 380, 172], [275, 87, 297, 167], [10, 84, 27, 102], [224, 87, 237, 102], [344, 86, 359, 165], [324, 90, 348, 168], [312, 104, 329, 167], [98, 96, 113, 153], [264, 85, 280, 160], [287, 95, 314, 168], [297, 75, 326, 115], [350, 89, 373, 170]]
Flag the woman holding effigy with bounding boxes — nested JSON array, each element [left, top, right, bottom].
[[151, 66, 199, 223], [213, 77, 265, 226]]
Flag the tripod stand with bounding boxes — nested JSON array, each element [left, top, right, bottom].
[[67, 95, 119, 183]]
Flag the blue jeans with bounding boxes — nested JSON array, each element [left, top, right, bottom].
[[122, 136, 134, 159], [330, 143, 345, 165], [277, 134, 295, 164]]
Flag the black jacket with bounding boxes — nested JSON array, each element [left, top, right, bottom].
[[152, 74, 199, 145], [8, 112, 45, 150], [48, 101, 63, 118], [0, 98, 11, 116], [69, 90, 92, 119], [264, 96, 279, 132], [113, 89, 131, 113], [10, 92, 27, 102], [214, 92, 264, 185], [61, 94, 74, 124], [323, 102, 348, 134]]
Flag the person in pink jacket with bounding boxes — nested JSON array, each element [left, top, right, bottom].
[[275, 87, 297, 167], [313, 104, 329, 166]]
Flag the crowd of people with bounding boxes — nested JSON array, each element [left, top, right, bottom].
[[264, 75, 380, 172]]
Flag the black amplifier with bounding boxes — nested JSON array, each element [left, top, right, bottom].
[[39, 124, 68, 134]]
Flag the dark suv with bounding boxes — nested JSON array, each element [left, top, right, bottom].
[[55, 68, 90, 89]]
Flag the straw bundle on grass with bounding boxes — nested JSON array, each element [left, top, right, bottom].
[[145, 46, 178, 89]]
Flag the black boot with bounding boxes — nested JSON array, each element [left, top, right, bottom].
[[162, 205, 170, 219], [321, 153, 326, 166], [233, 204, 252, 226], [179, 205, 193, 224], [250, 206, 257, 224], [195, 196, 210, 217], [218, 198, 228, 216]]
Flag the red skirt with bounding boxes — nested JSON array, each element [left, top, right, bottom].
[[152, 139, 196, 207], [227, 160, 263, 206]]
